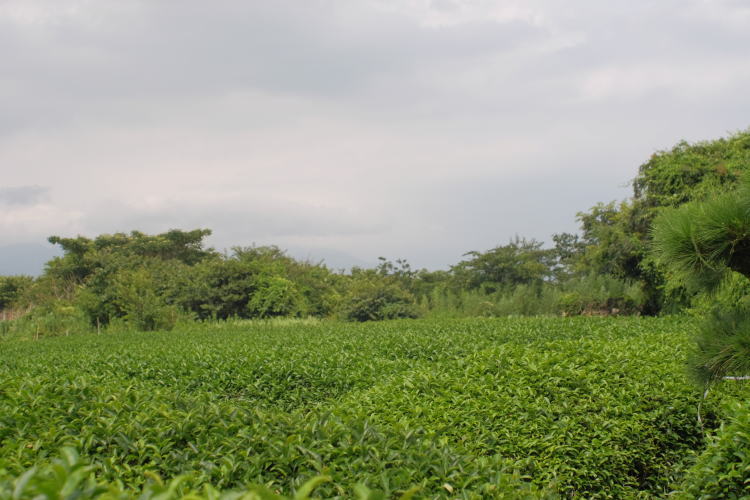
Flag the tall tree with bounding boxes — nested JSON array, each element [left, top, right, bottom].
[[577, 130, 750, 313], [451, 237, 553, 293]]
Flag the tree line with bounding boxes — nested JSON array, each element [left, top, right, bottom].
[[1, 130, 749, 343]]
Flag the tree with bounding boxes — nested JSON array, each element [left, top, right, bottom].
[[46, 229, 215, 284], [451, 237, 553, 293], [550, 232, 585, 282], [41, 229, 215, 327], [247, 276, 306, 318], [339, 278, 419, 322], [0, 275, 33, 311], [652, 176, 750, 382], [577, 129, 750, 314]]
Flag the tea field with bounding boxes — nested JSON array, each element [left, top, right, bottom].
[[0, 317, 744, 498]]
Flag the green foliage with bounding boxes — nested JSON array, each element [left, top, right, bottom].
[[0, 447, 551, 499], [0, 317, 734, 498], [556, 274, 645, 316], [45, 229, 215, 285], [652, 176, 750, 293], [74, 257, 186, 330], [168, 246, 336, 321], [423, 275, 643, 319], [49, 229, 214, 270], [339, 279, 420, 321], [0, 448, 107, 500], [247, 277, 305, 318], [0, 448, 351, 499], [1, 300, 91, 339], [576, 129, 750, 314], [634, 131, 750, 209], [549, 232, 585, 282], [174, 257, 258, 320], [451, 237, 553, 293], [442, 285, 557, 318], [690, 272, 750, 316], [676, 402, 750, 499], [687, 306, 750, 385], [6, 454, 321, 500], [577, 201, 644, 280], [36, 234, 341, 329], [653, 175, 750, 382], [112, 268, 180, 331], [234, 247, 339, 318], [40, 229, 215, 329], [0, 275, 33, 311]]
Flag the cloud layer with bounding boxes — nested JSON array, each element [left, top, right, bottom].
[[1, 0, 749, 269]]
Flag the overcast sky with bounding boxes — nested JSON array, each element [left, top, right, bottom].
[[1, 0, 749, 270]]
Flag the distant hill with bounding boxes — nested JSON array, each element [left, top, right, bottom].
[[0, 243, 61, 276]]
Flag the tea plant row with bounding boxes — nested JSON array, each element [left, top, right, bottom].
[[0, 317, 741, 498]]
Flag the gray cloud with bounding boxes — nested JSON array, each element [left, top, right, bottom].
[[0, 185, 48, 206], [82, 198, 386, 240], [0, 2, 541, 101], [0, 0, 748, 269]]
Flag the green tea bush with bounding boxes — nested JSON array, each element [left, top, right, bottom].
[[0, 447, 557, 500], [0, 317, 738, 498], [676, 402, 750, 498]]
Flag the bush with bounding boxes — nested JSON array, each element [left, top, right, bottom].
[[492, 283, 559, 316], [112, 268, 179, 331], [677, 402, 750, 498], [555, 274, 645, 316], [425, 286, 560, 318], [2, 301, 91, 339], [0, 447, 555, 499], [247, 276, 306, 318], [340, 280, 420, 321], [557, 292, 586, 316], [0, 275, 33, 310], [0, 316, 709, 497]]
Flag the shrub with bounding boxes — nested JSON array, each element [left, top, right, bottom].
[[112, 268, 179, 331], [492, 283, 559, 316], [247, 276, 306, 318], [557, 292, 585, 316], [0, 316, 711, 497], [677, 402, 750, 498], [0, 275, 33, 310], [340, 280, 420, 321], [2, 300, 91, 339], [555, 274, 645, 316]]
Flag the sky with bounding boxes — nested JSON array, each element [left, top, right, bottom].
[[1, 0, 749, 272]]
